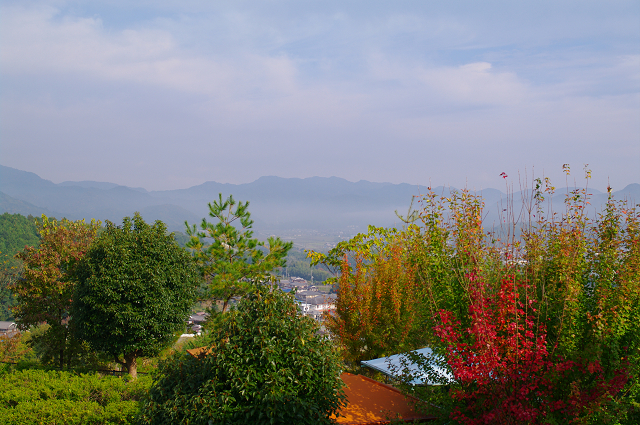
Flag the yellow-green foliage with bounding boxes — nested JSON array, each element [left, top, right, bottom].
[[0, 365, 151, 425]]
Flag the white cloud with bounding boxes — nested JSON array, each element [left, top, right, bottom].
[[0, 5, 300, 100], [0, 1, 638, 191]]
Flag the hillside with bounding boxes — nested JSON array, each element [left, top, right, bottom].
[[1, 165, 638, 239]]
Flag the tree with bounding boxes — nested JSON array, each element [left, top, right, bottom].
[[72, 213, 199, 378], [185, 194, 292, 313], [11, 215, 100, 368], [0, 213, 40, 321], [309, 226, 424, 368], [139, 286, 346, 425]]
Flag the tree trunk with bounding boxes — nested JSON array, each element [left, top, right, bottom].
[[58, 311, 65, 369], [124, 353, 138, 379], [222, 298, 230, 313]]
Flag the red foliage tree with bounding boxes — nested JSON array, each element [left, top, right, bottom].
[[435, 273, 629, 424]]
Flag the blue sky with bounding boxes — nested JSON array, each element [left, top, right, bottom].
[[1, 0, 638, 191]]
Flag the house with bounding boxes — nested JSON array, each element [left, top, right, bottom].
[[360, 347, 453, 386], [294, 290, 323, 302], [188, 312, 209, 325], [280, 277, 309, 291], [187, 312, 209, 334], [0, 321, 18, 337], [297, 294, 336, 321]]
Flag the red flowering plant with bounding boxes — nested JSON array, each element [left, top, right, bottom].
[[433, 271, 630, 424]]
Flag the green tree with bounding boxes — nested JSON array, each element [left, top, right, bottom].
[[0, 213, 40, 321], [72, 213, 199, 378], [11, 215, 100, 368], [185, 194, 292, 313], [139, 286, 345, 425]]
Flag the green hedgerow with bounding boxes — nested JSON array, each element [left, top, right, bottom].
[[0, 366, 151, 425]]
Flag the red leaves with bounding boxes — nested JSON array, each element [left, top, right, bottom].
[[434, 274, 629, 425], [11, 216, 100, 329]]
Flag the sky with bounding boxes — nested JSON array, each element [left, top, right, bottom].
[[1, 0, 639, 191]]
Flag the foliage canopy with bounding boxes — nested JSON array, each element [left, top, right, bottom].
[[140, 286, 345, 425], [0, 365, 151, 425], [11, 215, 100, 368], [0, 212, 41, 320], [314, 171, 640, 424], [310, 226, 424, 368], [185, 194, 292, 313], [72, 213, 199, 378]]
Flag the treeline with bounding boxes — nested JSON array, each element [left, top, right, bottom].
[[0, 213, 40, 266], [284, 249, 333, 283], [0, 213, 40, 320]]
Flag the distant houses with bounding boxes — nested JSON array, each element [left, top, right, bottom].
[[0, 321, 18, 337], [184, 277, 336, 331], [284, 280, 337, 322]]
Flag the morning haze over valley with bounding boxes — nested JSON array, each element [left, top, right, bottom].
[[2, 164, 638, 251]]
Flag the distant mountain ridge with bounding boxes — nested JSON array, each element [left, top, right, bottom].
[[1, 165, 638, 234]]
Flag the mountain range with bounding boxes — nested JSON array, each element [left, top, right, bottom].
[[1, 164, 638, 236]]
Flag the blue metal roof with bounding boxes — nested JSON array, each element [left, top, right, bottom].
[[360, 347, 453, 386]]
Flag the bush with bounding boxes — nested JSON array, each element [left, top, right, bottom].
[[317, 172, 639, 424], [406, 178, 639, 423], [139, 286, 345, 425], [0, 365, 151, 425]]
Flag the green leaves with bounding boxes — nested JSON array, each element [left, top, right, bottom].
[[72, 213, 199, 377], [140, 287, 345, 424], [185, 194, 293, 313], [0, 367, 151, 425]]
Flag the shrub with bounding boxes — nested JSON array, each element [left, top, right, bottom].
[[139, 286, 345, 425], [0, 366, 151, 425], [320, 172, 639, 424], [310, 226, 424, 369], [408, 176, 640, 424]]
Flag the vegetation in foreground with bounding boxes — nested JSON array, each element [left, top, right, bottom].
[[139, 286, 345, 425], [311, 168, 640, 424], [0, 364, 152, 425], [0, 168, 638, 424]]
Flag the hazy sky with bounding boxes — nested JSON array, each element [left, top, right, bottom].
[[1, 0, 639, 191]]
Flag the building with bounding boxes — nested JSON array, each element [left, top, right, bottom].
[[0, 321, 18, 337], [298, 293, 337, 321]]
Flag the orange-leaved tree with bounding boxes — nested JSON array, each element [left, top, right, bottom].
[[309, 226, 424, 368], [12, 215, 100, 368]]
